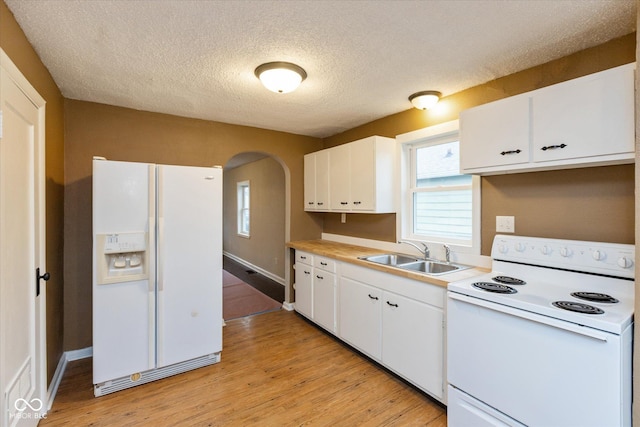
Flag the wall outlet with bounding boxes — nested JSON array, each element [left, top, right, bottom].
[[496, 216, 515, 233]]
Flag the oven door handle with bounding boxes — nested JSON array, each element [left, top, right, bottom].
[[448, 292, 611, 342]]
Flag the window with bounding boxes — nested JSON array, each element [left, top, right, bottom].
[[237, 181, 250, 237], [399, 121, 480, 253]]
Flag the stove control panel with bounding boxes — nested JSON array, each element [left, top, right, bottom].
[[492, 235, 635, 279]]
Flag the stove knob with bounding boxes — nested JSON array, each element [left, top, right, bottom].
[[559, 247, 572, 257], [540, 245, 551, 255], [498, 244, 508, 254], [515, 242, 526, 252], [617, 257, 634, 269], [592, 250, 604, 261]]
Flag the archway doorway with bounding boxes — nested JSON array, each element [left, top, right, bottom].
[[221, 152, 288, 320]]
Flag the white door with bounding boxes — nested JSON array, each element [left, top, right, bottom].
[[0, 51, 47, 426], [156, 165, 223, 367]]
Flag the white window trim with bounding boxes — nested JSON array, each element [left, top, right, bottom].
[[237, 180, 250, 238], [396, 120, 481, 255]]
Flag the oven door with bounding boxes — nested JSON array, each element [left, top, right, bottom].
[[447, 292, 631, 427]]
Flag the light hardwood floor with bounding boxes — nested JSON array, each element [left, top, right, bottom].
[[41, 310, 447, 426]]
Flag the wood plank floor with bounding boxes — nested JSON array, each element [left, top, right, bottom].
[[41, 311, 446, 426]]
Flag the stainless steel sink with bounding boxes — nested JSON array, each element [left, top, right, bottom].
[[400, 260, 468, 275], [359, 253, 419, 266], [359, 253, 470, 276]]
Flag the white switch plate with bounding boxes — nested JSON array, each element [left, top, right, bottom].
[[496, 216, 515, 233]]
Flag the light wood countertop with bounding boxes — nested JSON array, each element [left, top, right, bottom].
[[287, 239, 489, 288]]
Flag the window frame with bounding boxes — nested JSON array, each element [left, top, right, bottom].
[[397, 120, 481, 254], [237, 180, 250, 238]]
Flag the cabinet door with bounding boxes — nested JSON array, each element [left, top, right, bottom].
[[339, 277, 382, 360], [315, 150, 329, 210], [313, 270, 336, 332], [460, 94, 530, 171], [382, 291, 444, 399], [303, 153, 316, 211], [329, 144, 351, 210], [294, 262, 313, 318], [350, 137, 375, 211], [532, 64, 635, 163]]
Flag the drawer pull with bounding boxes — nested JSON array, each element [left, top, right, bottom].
[[316, 275, 324, 280], [353, 201, 361, 205], [500, 149, 521, 156], [541, 143, 567, 151], [304, 271, 311, 275], [320, 262, 327, 266], [368, 294, 379, 300], [340, 202, 348, 205], [386, 301, 399, 308]]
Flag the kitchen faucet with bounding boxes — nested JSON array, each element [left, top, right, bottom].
[[398, 240, 430, 259], [443, 244, 451, 263]]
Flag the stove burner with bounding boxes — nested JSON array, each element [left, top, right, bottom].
[[473, 282, 517, 294], [552, 301, 604, 315], [492, 276, 526, 285], [571, 292, 619, 304]]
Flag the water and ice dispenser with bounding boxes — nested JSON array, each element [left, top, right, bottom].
[[96, 232, 149, 285]]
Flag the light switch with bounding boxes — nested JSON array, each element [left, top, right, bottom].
[[496, 216, 515, 233]]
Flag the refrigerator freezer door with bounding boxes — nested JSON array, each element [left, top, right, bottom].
[[93, 160, 156, 384], [156, 165, 223, 367]]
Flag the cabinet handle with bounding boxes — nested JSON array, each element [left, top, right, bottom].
[[316, 275, 324, 279], [353, 201, 361, 205], [304, 271, 311, 275], [320, 261, 328, 266], [500, 149, 522, 156], [300, 256, 307, 259], [386, 301, 399, 308], [540, 143, 567, 151], [317, 202, 324, 206], [308, 202, 314, 205], [368, 294, 379, 300], [340, 202, 348, 205]]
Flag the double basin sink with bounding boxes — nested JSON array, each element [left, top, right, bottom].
[[358, 253, 470, 276]]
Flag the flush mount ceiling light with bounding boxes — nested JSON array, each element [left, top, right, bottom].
[[254, 62, 307, 94], [409, 90, 442, 110]]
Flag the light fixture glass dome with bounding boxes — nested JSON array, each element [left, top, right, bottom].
[[255, 62, 307, 94], [409, 90, 442, 110]]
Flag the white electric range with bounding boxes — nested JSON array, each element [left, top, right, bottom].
[[447, 235, 634, 427]]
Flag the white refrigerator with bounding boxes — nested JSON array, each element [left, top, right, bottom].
[[92, 158, 222, 396]]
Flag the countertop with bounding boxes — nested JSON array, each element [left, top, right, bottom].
[[287, 239, 489, 288]]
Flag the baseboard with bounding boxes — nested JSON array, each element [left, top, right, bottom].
[[47, 347, 93, 410], [282, 302, 295, 311], [223, 251, 285, 285]]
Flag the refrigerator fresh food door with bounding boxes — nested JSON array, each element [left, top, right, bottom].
[[93, 160, 156, 384], [156, 165, 223, 367]]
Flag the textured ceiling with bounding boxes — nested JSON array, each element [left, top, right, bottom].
[[4, 0, 637, 138]]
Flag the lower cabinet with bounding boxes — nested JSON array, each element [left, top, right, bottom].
[[294, 250, 446, 403], [339, 277, 382, 359], [339, 263, 446, 402], [381, 291, 444, 400]]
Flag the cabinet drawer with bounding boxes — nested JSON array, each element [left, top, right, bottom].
[[296, 251, 314, 265], [314, 256, 336, 272]]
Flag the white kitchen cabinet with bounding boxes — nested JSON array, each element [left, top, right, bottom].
[[305, 135, 396, 212], [382, 291, 444, 400], [303, 150, 329, 211], [339, 276, 382, 360], [460, 94, 530, 171], [329, 143, 352, 211], [294, 251, 313, 318], [313, 256, 337, 333], [338, 262, 446, 402], [532, 64, 635, 164], [460, 63, 635, 175]]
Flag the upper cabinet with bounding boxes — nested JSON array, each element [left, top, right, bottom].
[[305, 136, 396, 213], [460, 63, 635, 175]]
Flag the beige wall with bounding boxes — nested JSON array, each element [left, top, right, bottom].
[[224, 157, 286, 279], [64, 100, 322, 350], [0, 1, 65, 384], [322, 33, 636, 254]]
